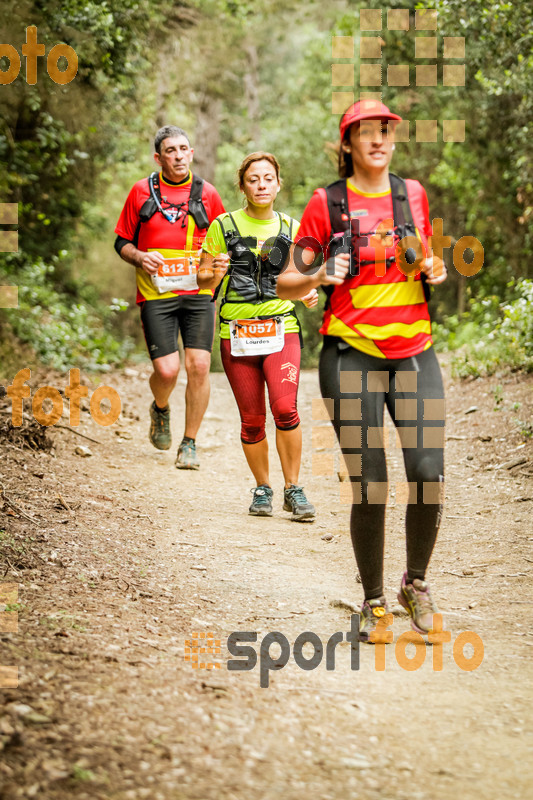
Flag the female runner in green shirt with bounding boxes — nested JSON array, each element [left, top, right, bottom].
[[198, 152, 317, 520]]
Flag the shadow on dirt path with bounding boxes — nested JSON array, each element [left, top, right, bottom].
[[0, 359, 532, 799]]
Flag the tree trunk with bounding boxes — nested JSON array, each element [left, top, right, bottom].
[[154, 50, 171, 130], [244, 42, 261, 144], [192, 96, 221, 184]]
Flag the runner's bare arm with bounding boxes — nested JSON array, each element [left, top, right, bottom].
[[299, 289, 319, 308], [118, 243, 165, 276], [197, 252, 230, 291], [277, 244, 350, 300]]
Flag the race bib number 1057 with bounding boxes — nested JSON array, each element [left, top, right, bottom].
[[229, 317, 285, 356]]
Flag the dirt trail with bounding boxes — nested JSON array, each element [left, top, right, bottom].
[[0, 359, 532, 799]]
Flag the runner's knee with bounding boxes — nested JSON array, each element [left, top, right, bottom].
[[406, 454, 443, 486], [241, 413, 266, 444], [185, 356, 210, 382], [271, 397, 299, 430], [153, 363, 179, 384]]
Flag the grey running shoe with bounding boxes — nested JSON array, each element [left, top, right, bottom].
[[149, 401, 171, 450], [249, 485, 274, 516], [283, 484, 316, 522], [359, 597, 389, 643], [175, 438, 200, 470], [397, 572, 438, 634]]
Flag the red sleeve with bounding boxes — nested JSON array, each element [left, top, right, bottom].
[[406, 179, 432, 240], [294, 188, 330, 259], [202, 182, 226, 223], [115, 181, 146, 241], [420, 184, 432, 239]]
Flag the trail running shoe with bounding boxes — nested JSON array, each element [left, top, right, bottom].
[[283, 484, 316, 522], [175, 438, 200, 470], [397, 572, 438, 635], [249, 485, 274, 516], [359, 596, 389, 643], [149, 401, 171, 450]]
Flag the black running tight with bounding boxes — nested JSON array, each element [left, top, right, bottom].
[[319, 337, 445, 599]]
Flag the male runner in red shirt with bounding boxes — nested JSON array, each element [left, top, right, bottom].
[[115, 126, 225, 468]]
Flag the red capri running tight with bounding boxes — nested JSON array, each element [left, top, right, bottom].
[[220, 333, 301, 444]]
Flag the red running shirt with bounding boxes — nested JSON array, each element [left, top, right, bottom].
[[295, 178, 433, 359], [115, 171, 225, 303]]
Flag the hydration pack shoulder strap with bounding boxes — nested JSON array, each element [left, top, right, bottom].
[[278, 212, 294, 241], [325, 179, 350, 237], [213, 212, 291, 305], [389, 173, 416, 236], [262, 212, 293, 273], [138, 172, 159, 223], [222, 211, 240, 239], [188, 174, 210, 229], [389, 173, 430, 302], [325, 174, 430, 303], [138, 171, 210, 229], [212, 212, 246, 303], [323, 180, 350, 307]]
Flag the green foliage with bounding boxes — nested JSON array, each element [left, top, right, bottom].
[[514, 418, 533, 439], [0, 1, 179, 260], [1, 253, 132, 370], [71, 765, 97, 783], [435, 279, 533, 377], [0, 0, 185, 367], [424, 0, 533, 295], [298, 298, 326, 369], [1, 0, 531, 375], [492, 384, 504, 410]]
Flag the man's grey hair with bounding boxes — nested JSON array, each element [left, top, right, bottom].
[[154, 126, 190, 154]]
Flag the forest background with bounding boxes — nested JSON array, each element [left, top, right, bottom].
[[0, 0, 531, 376]]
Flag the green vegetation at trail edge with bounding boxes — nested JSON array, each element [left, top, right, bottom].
[[0, 0, 191, 370], [0, 0, 531, 373], [433, 278, 533, 377]]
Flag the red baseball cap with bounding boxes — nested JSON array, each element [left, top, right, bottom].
[[340, 100, 402, 140]]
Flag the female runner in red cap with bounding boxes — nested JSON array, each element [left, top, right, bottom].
[[277, 101, 448, 641]]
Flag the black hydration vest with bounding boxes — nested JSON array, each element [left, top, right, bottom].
[[139, 171, 210, 229], [325, 172, 430, 302], [216, 212, 294, 305]]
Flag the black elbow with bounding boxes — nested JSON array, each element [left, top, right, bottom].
[[115, 236, 131, 256]]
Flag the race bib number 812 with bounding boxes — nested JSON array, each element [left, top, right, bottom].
[[151, 255, 199, 293]]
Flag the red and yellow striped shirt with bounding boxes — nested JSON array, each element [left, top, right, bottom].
[[115, 171, 225, 303], [295, 178, 433, 359]]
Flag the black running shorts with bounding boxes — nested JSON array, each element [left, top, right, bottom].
[[140, 295, 216, 359]]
